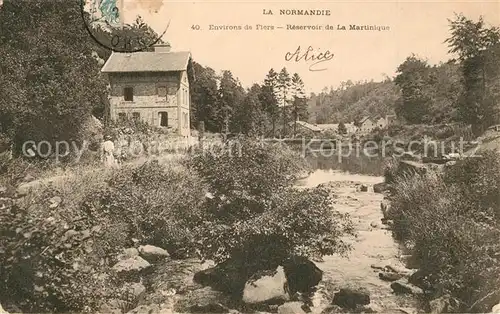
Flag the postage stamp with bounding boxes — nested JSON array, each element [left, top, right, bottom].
[[80, 0, 169, 52]]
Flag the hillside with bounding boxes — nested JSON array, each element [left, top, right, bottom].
[[308, 80, 400, 124], [309, 60, 463, 126]]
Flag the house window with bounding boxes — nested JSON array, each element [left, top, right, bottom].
[[118, 112, 127, 122], [157, 85, 167, 100], [183, 113, 188, 128], [124, 87, 134, 101], [158, 112, 168, 127], [132, 112, 140, 122]]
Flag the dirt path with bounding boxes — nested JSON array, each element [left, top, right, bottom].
[[297, 170, 419, 313]]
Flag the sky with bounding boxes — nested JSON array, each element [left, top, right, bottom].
[[119, 0, 500, 94]]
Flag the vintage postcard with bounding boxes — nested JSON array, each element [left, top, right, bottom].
[[1, 0, 500, 313]]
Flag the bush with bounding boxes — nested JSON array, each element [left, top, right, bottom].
[[0, 159, 207, 312], [389, 151, 500, 312], [91, 160, 207, 257], [0, 168, 127, 312], [184, 138, 353, 270]]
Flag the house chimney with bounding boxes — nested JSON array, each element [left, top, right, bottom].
[[154, 42, 171, 53]]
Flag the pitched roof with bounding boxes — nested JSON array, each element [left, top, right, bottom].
[[101, 51, 191, 73], [295, 121, 322, 132], [359, 116, 371, 124], [316, 124, 338, 130]]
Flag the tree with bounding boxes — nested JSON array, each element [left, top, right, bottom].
[[290, 73, 308, 136], [235, 84, 269, 136], [445, 14, 500, 135], [277, 68, 292, 136], [190, 62, 220, 132], [218, 70, 245, 134], [338, 122, 347, 135], [261, 69, 280, 137], [394, 55, 434, 124], [0, 0, 109, 155]]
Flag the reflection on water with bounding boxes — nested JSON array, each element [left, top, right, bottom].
[[305, 150, 387, 176]]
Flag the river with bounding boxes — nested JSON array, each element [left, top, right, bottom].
[[295, 166, 419, 313]]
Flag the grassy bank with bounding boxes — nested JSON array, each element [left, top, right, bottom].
[[385, 150, 500, 312]]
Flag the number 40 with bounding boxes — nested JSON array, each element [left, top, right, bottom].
[[191, 25, 200, 30]]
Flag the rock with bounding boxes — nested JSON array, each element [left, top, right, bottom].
[[429, 295, 451, 314], [373, 182, 389, 194], [390, 280, 423, 295], [381, 218, 394, 226], [119, 248, 140, 260], [242, 266, 289, 304], [332, 288, 370, 309], [126, 304, 162, 314], [138, 244, 170, 263], [0, 303, 9, 314], [395, 307, 418, 314], [321, 305, 347, 313], [278, 301, 307, 314], [380, 200, 390, 218], [360, 185, 368, 192], [492, 303, 500, 313], [174, 287, 230, 313], [370, 221, 380, 229], [370, 263, 386, 271], [48, 196, 62, 209], [98, 299, 128, 314], [112, 256, 151, 273], [408, 269, 431, 290], [363, 303, 383, 313], [282, 255, 323, 295], [189, 303, 229, 313], [23, 174, 36, 183], [385, 264, 414, 277], [193, 259, 248, 297], [125, 282, 146, 300], [379, 272, 403, 282]]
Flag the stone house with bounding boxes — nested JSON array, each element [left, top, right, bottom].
[[101, 43, 192, 137]]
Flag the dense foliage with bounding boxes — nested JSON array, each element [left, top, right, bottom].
[[387, 151, 500, 312], [185, 139, 354, 267], [190, 65, 309, 137]]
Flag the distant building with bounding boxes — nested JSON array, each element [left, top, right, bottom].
[[316, 123, 358, 134], [101, 43, 192, 137], [375, 117, 387, 129], [358, 117, 376, 133], [293, 120, 322, 133]]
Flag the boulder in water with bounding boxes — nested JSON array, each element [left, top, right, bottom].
[[138, 244, 170, 263], [332, 288, 370, 309], [390, 280, 423, 295], [193, 259, 248, 298], [112, 256, 151, 274], [278, 301, 308, 314], [242, 266, 289, 304], [379, 271, 403, 282], [282, 255, 323, 296]]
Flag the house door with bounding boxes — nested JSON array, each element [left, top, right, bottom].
[[159, 112, 168, 127]]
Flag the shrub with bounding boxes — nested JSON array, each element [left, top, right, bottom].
[[87, 160, 208, 257], [184, 138, 353, 270], [389, 151, 500, 312], [0, 159, 207, 312], [0, 167, 127, 312]]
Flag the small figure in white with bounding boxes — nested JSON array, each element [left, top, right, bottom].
[[100, 135, 118, 168]]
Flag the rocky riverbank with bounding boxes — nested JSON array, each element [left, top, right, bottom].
[[90, 170, 425, 314]]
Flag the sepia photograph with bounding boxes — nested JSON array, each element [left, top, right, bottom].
[[1, 0, 500, 313]]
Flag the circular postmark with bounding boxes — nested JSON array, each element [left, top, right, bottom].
[[80, 0, 169, 52]]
